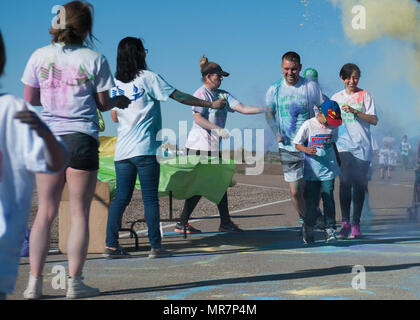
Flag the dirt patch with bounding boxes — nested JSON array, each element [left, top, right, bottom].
[[28, 172, 287, 250]]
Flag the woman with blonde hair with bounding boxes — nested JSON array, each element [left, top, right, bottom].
[[21, 1, 130, 299], [174, 56, 268, 234]]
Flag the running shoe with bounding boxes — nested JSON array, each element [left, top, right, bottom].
[[102, 246, 131, 259], [303, 225, 315, 244], [349, 223, 361, 239], [336, 221, 351, 239], [66, 276, 100, 299], [23, 274, 43, 300], [219, 221, 244, 233], [174, 223, 202, 234]]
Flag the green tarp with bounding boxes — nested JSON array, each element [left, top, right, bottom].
[[97, 156, 236, 204]]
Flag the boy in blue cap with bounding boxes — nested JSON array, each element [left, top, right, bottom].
[[293, 99, 342, 243]]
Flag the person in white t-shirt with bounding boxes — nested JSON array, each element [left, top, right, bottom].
[[20, 1, 130, 300], [104, 38, 226, 259], [175, 56, 268, 234], [265, 52, 326, 228], [331, 63, 378, 240], [400, 135, 411, 171], [0, 31, 67, 300], [294, 99, 342, 244]]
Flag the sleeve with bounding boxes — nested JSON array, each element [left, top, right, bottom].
[[221, 91, 240, 112], [10, 103, 54, 173], [293, 121, 308, 146], [308, 81, 326, 108], [265, 85, 277, 115], [143, 73, 176, 102], [21, 51, 40, 88], [363, 91, 377, 116], [191, 90, 209, 116], [94, 55, 115, 93]]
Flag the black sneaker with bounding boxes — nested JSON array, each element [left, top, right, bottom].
[[303, 225, 315, 244], [102, 246, 131, 259], [174, 223, 202, 234], [219, 222, 244, 233]]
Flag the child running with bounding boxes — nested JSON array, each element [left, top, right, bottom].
[[294, 99, 342, 244]]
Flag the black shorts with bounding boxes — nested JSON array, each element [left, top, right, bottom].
[[60, 133, 99, 171]]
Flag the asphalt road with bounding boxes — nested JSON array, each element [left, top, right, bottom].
[[8, 166, 420, 301]]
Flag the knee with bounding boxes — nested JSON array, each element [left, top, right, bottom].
[[290, 188, 302, 199]]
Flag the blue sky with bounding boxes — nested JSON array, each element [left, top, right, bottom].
[[1, 0, 419, 149]]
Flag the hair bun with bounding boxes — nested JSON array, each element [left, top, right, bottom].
[[200, 55, 208, 68]]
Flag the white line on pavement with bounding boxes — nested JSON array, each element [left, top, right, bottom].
[[120, 198, 292, 237]]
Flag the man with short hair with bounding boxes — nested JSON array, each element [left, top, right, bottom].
[[266, 52, 326, 231]]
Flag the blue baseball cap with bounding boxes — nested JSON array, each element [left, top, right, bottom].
[[320, 99, 342, 127]]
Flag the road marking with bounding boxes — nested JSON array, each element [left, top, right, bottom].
[[120, 198, 292, 237], [236, 182, 290, 191]]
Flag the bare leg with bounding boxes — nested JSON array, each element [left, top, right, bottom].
[[66, 168, 97, 277], [289, 180, 305, 220], [29, 172, 66, 277]]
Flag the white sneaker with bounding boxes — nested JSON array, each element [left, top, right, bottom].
[[66, 276, 100, 299], [325, 228, 337, 242], [23, 274, 43, 300]]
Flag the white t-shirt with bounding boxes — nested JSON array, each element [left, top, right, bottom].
[[266, 77, 326, 152], [293, 117, 340, 181], [331, 89, 377, 161], [186, 85, 240, 152], [21, 43, 115, 140], [0, 94, 65, 294], [111, 71, 176, 161]]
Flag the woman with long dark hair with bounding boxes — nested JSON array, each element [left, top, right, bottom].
[[103, 37, 226, 259], [21, 1, 130, 299], [331, 63, 378, 239]]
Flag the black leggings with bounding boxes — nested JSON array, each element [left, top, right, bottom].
[[339, 152, 371, 224], [179, 149, 231, 226], [179, 192, 231, 226]]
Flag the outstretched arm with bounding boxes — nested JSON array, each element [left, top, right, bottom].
[[233, 103, 271, 115], [170, 90, 226, 110]]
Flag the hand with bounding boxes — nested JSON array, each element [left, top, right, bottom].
[[342, 105, 358, 115], [277, 135, 283, 143], [213, 128, 230, 139], [115, 96, 131, 109], [305, 146, 317, 155], [211, 99, 226, 110], [14, 103, 51, 138]]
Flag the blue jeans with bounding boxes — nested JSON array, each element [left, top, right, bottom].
[[106, 156, 161, 249], [304, 179, 336, 229]]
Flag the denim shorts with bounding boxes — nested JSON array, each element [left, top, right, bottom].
[[279, 149, 304, 183], [60, 133, 99, 171]]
